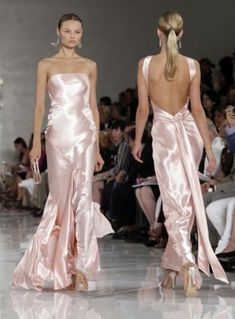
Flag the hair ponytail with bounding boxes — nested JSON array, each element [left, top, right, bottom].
[[158, 11, 183, 81], [165, 29, 179, 81]]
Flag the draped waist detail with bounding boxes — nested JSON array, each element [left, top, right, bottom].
[[152, 103, 192, 123]]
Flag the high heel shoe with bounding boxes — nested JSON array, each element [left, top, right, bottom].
[[184, 264, 197, 297], [161, 270, 177, 289], [75, 270, 88, 291]]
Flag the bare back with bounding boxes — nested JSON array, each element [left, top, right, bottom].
[[144, 54, 196, 115]]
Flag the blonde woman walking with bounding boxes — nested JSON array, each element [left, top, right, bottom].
[[132, 10, 228, 296]]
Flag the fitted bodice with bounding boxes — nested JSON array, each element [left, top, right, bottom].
[[47, 73, 90, 109], [45, 73, 96, 151]]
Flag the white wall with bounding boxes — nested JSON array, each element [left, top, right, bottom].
[[0, 0, 234, 162]]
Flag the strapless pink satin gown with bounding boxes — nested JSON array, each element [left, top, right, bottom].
[[143, 56, 228, 285], [12, 73, 113, 290]]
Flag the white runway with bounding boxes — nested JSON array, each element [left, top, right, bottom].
[[1, 208, 235, 318]]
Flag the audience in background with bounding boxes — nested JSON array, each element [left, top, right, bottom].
[[92, 120, 130, 210], [6, 137, 30, 200], [201, 90, 217, 120]]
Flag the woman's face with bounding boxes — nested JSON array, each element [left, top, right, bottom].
[[58, 20, 83, 48], [218, 120, 227, 138], [214, 111, 226, 129], [111, 128, 123, 143], [14, 143, 23, 153], [111, 105, 121, 120], [202, 94, 215, 112]]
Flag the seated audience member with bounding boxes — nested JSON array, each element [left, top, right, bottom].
[[213, 105, 226, 131], [225, 105, 235, 152], [99, 96, 112, 107], [13, 137, 30, 178], [99, 105, 112, 130], [110, 128, 167, 246], [107, 128, 150, 230], [203, 110, 235, 245], [199, 58, 215, 91], [207, 197, 235, 254], [98, 131, 114, 172], [6, 137, 30, 199], [111, 103, 129, 122], [92, 120, 130, 205], [201, 91, 217, 120], [203, 119, 225, 178], [121, 88, 138, 121]]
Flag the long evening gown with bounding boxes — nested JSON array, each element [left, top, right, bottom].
[[142, 56, 228, 285], [12, 73, 113, 290]]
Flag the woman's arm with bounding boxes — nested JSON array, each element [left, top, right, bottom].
[[132, 59, 149, 163], [30, 60, 48, 160], [89, 61, 104, 171], [190, 60, 216, 174]]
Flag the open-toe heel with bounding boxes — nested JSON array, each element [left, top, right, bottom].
[[161, 270, 177, 289], [184, 264, 197, 297], [75, 270, 88, 291]]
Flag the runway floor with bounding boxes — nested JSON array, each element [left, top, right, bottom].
[[1, 208, 235, 319]]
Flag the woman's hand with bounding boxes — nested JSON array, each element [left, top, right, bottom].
[[132, 142, 143, 163], [206, 149, 216, 175], [29, 142, 41, 161], [95, 153, 104, 172]]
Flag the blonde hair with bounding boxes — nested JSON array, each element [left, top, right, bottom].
[[158, 11, 183, 81]]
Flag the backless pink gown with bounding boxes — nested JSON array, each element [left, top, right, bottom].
[[12, 73, 113, 290], [142, 56, 228, 285]]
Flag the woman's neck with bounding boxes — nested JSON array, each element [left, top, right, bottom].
[[57, 46, 78, 58], [160, 43, 167, 54]]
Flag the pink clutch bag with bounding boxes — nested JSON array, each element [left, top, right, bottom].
[[31, 159, 41, 184]]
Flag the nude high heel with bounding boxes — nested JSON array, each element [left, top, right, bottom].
[[75, 270, 88, 291], [184, 264, 197, 297], [161, 270, 177, 289]]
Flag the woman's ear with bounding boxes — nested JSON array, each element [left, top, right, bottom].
[[56, 28, 60, 37]]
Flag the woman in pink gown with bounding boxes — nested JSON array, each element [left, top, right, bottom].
[[132, 10, 228, 296], [12, 13, 113, 291]]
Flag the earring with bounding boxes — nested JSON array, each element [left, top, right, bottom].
[[178, 40, 182, 49], [78, 42, 82, 49], [159, 38, 162, 48], [51, 36, 60, 47]]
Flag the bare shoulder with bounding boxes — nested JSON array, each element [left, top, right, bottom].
[[138, 54, 159, 67], [37, 57, 55, 73], [180, 54, 199, 66], [83, 57, 97, 73]]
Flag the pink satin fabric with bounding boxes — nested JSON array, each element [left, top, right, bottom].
[[12, 73, 113, 290], [143, 56, 228, 285]]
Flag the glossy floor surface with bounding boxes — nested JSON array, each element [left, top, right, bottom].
[[1, 208, 235, 319]]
